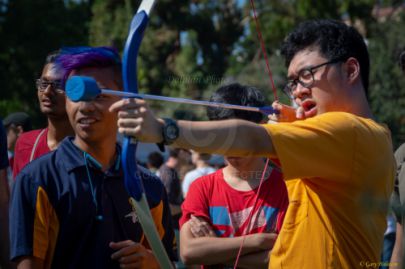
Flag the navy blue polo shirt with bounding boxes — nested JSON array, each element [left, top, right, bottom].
[[10, 137, 176, 268]]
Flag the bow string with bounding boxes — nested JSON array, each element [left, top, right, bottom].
[[233, 1, 279, 268]]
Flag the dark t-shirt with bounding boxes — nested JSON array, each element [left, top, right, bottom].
[[158, 165, 183, 205], [158, 164, 183, 229]]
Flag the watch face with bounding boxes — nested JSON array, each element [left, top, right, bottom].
[[166, 125, 178, 139], [163, 118, 179, 144]]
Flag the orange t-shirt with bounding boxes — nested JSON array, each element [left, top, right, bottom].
[[263, 112, 395, 269]]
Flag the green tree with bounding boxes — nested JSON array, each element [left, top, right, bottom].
[[89, 0, 244, 118], [0, 0, 91, 126], [228, 0, 377, 95], [226, 0, 404, 146], [368, 14, 405, 147]]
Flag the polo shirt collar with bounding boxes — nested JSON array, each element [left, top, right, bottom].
[[58, 137, 121, 175]]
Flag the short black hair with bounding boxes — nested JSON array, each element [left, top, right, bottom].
[[168, 149, 179, 158], [45, 49, 61, 65], [207, 83, 265, 123], [38, 50, 62, 78], [281, 19, 370, 96], [147, 152, 164, 169]]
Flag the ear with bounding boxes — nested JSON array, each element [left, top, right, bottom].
[[16, 126, 24, 136], [343, 57, 360, 85]]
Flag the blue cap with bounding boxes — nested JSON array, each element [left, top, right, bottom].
[[65, 76, 101, 102]]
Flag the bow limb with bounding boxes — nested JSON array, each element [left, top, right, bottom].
[[122, 1, 173, 268]]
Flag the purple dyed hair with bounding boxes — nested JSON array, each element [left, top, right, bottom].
[[57, 46, 122, 84]]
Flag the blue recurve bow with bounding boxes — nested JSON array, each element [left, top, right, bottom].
[[121, 1, 173, 268]]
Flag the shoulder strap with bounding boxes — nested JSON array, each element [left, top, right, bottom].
[[29, 129, 47, 162]]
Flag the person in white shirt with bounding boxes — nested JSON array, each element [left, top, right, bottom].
[[182, 150, 216, 197]]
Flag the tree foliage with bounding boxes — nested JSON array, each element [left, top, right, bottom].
[[89, 0, 243, 117], [368, 14, 405, 147], [0, 0, 91, 126]]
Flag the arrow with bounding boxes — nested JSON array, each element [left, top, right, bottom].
[[66, 75, 280, 115]]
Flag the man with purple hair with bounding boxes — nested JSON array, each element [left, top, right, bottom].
[[9, 46, 176, 269]]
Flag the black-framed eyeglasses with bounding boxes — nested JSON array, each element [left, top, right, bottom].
[[283, 58, 342, 97], [35, 78, 64, 94]]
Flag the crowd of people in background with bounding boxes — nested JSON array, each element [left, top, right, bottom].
[[0, 18, 403, 269]]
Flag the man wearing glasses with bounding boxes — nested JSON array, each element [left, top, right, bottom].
[[112, 19, 396, 268], [12, 51, 73, 178]]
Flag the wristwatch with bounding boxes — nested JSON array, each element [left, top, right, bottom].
[[161, 118, 179, 145]]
